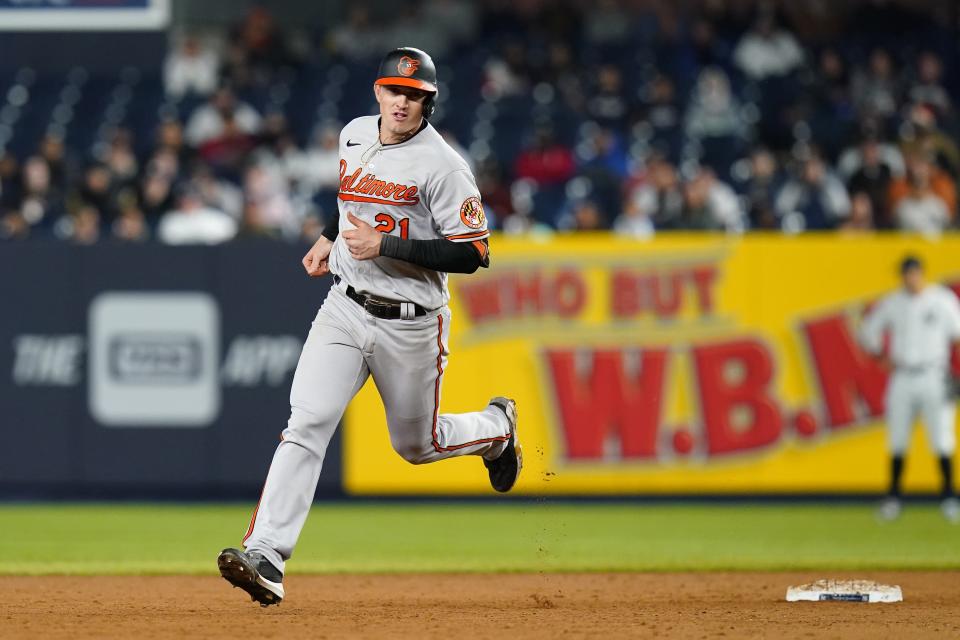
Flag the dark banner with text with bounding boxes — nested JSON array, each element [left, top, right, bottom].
[[0, 241, 336, 498]]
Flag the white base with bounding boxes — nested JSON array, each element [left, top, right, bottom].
[[786, 579, 902, 603]]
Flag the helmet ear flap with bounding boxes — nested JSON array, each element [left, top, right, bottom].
[[423, 94, 436, 119]]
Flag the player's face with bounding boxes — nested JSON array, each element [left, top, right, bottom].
[[375, 84, 428, 140], [902, 267, 925, 294]]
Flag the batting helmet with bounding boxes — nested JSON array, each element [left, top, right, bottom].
[[375, 47, 438, 118]]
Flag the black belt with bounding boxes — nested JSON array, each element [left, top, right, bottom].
[[334, 276, 427, 320]]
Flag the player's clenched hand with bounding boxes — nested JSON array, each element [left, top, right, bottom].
[[302, 235, 333, 277], [342, 212, 382, 261]]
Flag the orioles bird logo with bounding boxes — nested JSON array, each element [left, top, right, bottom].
[[397, 56, 420, 77]]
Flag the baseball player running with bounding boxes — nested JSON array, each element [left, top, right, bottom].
[[860, 256, 960, 523], [217, 47, 522, 606]]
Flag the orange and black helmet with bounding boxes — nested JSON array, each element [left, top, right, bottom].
[[375, 47, 438, 117]]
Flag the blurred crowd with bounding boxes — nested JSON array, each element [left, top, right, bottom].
[[1, 0, 959, 244]]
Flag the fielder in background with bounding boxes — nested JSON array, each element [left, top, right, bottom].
[[859, 256, 960, 523], [216, 47, 522, 607]]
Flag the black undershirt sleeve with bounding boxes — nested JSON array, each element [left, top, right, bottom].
[[379, 235, 488, 274], [321, 210, 340, 242]]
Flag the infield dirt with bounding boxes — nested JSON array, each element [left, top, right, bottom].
[[2, 572, 958, 639]]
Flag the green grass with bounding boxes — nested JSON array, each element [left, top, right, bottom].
[[1, 502, 958, 575]]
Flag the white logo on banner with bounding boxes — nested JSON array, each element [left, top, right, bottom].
[[221, 336, 302, 386], [88, 292, 220, 427], [12, 335, 84, 385]]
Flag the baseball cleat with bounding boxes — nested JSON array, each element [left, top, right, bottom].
[[876, 497, 902, 523], [941, 497, 960, 524], [485, 397, 522, 493], [217, 548, 284, 607]]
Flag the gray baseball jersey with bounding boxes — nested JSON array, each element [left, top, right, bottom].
[[239, 116, 510, 575], [860, 284, 960, 454], [329, 115, 489, 309]]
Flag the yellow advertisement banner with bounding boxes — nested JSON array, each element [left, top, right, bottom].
[[345, 234, 960, 494]]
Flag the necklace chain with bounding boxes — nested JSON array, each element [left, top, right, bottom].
[[361, 119, 422, 165]]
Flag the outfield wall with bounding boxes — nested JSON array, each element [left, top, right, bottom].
[[1, 235, 958, 498], [345, 234, 960, 496]]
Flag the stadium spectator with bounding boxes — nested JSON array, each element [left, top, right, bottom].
[[678, 167, 744, 231], [557, 199, 608, 231], [805, 47, 855, 155], [255, 112, 302, 175], [840, 191, 876, 232], [100, 128, 139, 188], [36, 133, 74, 195], [482, 41, 529, 100], [684, 67, 749, 171], [237, 199, 277, 239], [157, 185, 237, 245], [190, 164, 243, 220], [892, 154, 954, 235], [839, 129, 905, 178], [907, 51, 952, 118], [635, 74, 683, 161], [812, 48, 851, 109], [541, 42, 585, 112], [774, 152, 851, 231], [197, 112, 258, 180], [576, 126, 630, 219], [587, 66, 630, 130], [163, 32, 220, 99], [185, 87, 262, 148], [145, 144, 180, 184], [242, 163, 299, 240], [612, 204, 655, 239], [889, 152, 957, 220], [843, 137, 900, 229], [733, 146, 782, 230], [685, 67, 747, 141], [852, 48, 900, 122], [19, 156, 66, 234], [112, 201, 150, 242], [624, 155, 684, 230], [138, 154, 177, 221], [155, 118, 194, 175], [72, 163, 118, 226], [898, 103, 960, 180], [66, 205, 101, 245], [513, 126, 576, 187], [732, 12, 803, 81], [0, 210, 29, 241], [285, 122, 341, 197]]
